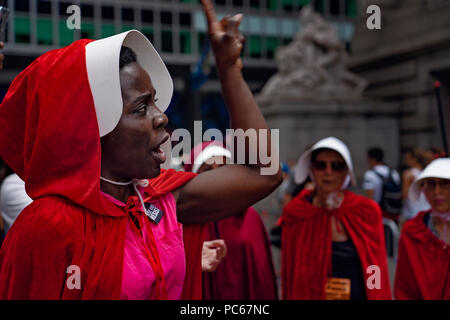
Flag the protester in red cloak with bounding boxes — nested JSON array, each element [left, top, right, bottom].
[[280, 137, 391, 300], [394, 158, 450, 299], [184, 141, 278, 300], [0, 0, 282, 299]]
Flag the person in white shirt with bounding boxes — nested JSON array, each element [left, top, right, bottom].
[[0, 174, 33, 237], [363, 147, 401, 204]]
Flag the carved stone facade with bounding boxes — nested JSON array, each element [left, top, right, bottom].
[[350, 0, 450, 154], [261, 6, 367, 100]]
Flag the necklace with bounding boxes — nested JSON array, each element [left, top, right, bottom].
[[100, 176, 133, 186]]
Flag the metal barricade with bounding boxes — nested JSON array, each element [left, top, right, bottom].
[[383, 217, 400, 260]]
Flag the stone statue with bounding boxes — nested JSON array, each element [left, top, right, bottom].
[[261, 6, 367, 100]]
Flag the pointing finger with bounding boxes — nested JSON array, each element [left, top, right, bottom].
[[200, 0, 219, 33]]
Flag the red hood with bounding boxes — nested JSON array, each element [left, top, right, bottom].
[[0, 39, 125, 217]]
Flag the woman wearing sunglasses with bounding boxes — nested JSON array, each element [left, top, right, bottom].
[[394, 158, 450, 299], [280, 137, 391, 300]]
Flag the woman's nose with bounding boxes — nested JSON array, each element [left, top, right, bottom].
[[433, 184, 445, 194], [153, 109, 168, 129]]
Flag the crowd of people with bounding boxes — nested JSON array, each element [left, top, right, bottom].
[[0, 0, 449, 300]]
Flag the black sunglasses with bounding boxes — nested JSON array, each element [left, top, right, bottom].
[[311, 160, 348, 172], [420, 179, 450, 191]]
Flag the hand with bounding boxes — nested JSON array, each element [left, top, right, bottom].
[[201, 239, 227, 272], [0, 42, 4, 71], [200, 0, 245, 71]]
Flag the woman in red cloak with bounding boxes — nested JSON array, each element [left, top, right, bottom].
[[0, 0, 282, 299], [394, 158, 450, 299], [280, 137, 391, 300], [184, 141, 278, 300]]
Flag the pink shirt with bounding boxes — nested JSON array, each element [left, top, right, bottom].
[[101, 189, 186, 300]]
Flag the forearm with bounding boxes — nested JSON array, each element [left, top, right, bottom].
[[218, 67, 267, 132], [217, 66, 279, 173]]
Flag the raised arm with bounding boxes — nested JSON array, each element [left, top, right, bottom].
[[174, 0, 282, 224]]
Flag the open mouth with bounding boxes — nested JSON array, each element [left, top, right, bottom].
[[150, 134, 169, 164]]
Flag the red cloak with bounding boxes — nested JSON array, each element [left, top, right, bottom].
[[202, 207, 278, 300], [394, 210, 450, 299], [0, 38, 203, 299], [280, 189, 391, 300]]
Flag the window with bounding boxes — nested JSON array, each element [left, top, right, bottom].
[[198, 32, 206, 54], [345, 0, 358, 18], [37, 0, 51, 14], [282, 0, 294, 12], [14, 16, 30, 43], [37, 18, 52, 44], [101, 24, 116, 38], [266, 0, 278, 11], [81, 4, 94, 18], [179, 12, 191, 27], [59, 19, 74, 46], [142, 28, 154, 44], [58, 2, 71, 16], [249, 35, 262, 58], [250, 0, 260, 8], [330, 0, 340, 16], [121, 8, 134, 22], [161, 11, 172, 25], [142, 9, 153, 23], [265, 36, 278, 59], [314, 0, 325, 13], [15, 0, 30, 13], [101, 6, 114, 20], [161, 30, 173, 52], [81, 22, 95, 39], [180, 31, 192, 54]]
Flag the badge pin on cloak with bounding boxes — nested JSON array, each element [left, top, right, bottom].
[[144, 202, 165, 224]]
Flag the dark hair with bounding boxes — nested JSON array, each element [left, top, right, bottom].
[[368, 147, 384, 162], [406, 147, 427, 168], [119, 46, 137, 70]]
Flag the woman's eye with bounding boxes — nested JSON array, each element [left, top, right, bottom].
[[136, 103, 147, 113]]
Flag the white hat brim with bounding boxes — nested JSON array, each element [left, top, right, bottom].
[[86, 30, 173, 137]]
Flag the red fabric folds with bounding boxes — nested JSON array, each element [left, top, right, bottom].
[[0, 170, 197, 299], [394, 210, 450, 300], [202, 207, 278, 300], [0, 38, 202, 299], [280, 189, 391, 300], [181, 224, 206, 300]]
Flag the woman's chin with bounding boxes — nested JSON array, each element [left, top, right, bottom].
[[147, 167, 161, 179], [432, 204, 450, 213], [136, 165, 161, 180], [317, 185, 341, 195]]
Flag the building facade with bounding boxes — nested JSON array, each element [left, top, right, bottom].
[[1, 0, 358, 134]]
